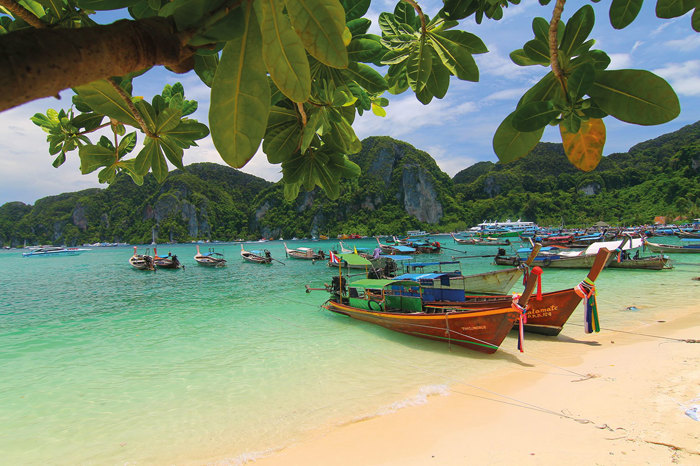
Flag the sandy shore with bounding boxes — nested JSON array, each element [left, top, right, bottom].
[[253, 310, 700, 465]]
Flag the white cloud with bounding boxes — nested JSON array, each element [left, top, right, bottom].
[[607, 53, 632, 69], [653, 60, 700, 96], [663, 34, 700, 51], [651, 21, 673, 36], [482, 87, 528, 102], [424, 144, 479, 177], [631, 41, 644, 53]]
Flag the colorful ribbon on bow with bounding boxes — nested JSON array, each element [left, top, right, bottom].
[[574, 277, 600, 333], [511, 294, 527, 352], [521, 263, 529, 287]]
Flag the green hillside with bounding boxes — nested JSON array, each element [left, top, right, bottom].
[[1, 123, 698, 247]]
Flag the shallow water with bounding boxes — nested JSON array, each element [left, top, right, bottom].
[[1, 237, 698, 464]]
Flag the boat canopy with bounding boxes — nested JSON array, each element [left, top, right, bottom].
[[380, 254, 413, 261], [407, 261, 460, 268], [337, 253, 372, 266], [393, 245, 416, 252], [585, 238, 643, 254], [393, 272, 446, 281], [349, 278, 396, 289]]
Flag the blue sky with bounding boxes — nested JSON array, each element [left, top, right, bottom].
[[1, 0, 699, 205]]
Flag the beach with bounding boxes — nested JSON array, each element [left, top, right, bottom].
[[254, 309, 700, 465]]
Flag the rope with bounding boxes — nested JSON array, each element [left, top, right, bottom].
[[567, 323, 698, 343]]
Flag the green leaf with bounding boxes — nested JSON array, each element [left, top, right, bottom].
[[561, 5, 595, 57], [74, 80, 140, 127], [156, 107, 182, 133], [532, 17, 550, 43], [347, 17, 371, 36], [264, 106, 301, 163], [194, 54, 219, 88], [134, 137, 157, 175], [340, 0, 370, 21], [693, 7, 700, 32], [117, 132, 137, 157], [52, 153, 66, 168], [386, 62, 409, 94], [407, 36, 432, 92], [134, 100, 157, 133], [512, 100, 560, 132], [210, 5, 270, 168], [429, 32, 479, 81], [609, 0, 643, 29], [259, 0, 311, 102], [348, 36, 385, 63], [510, 49, 540, 66], [518, 72, 565, 108], [523, 39, 550, 65], [493, 112, 545, 163], [165, 119, 210, 147], [394, 1, 418, 29], [116, 159, 144, 185], [434, 30, 487, 54], [378, 12, 401, 35], [381, 48, 411, 65], [79, 144, 114, 174], [425, 55, 450, 99], [656, 0, 695, 18], [284, 0, 348, 68], [342, 62, 389, 93], [587, 69, 680, 125], [567, 62, 595, 101], [71, 113, 104, 132], [159, 135, 185, 170]]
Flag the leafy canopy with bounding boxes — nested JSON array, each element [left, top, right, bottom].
[[2, 0, 695, 197]]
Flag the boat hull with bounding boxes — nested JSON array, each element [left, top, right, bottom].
[[324, 300, 519, 354], [459, 267, 523, 294], [532, 253, 614, 269], [427, 288, 583, 336], [609, 256, 671, 270], [645, 241, 700, 254]]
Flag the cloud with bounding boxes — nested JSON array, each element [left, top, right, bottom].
[[353, 94, 479, 139], [482, 87, 529, 102], [607, 53, 632, 69], [653, 60, 700, 96], [424, 144, 479, 177], [663, 34, 700, 51], [631, 41, 644, 53]]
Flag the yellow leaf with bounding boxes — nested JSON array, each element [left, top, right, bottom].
[[371, 103, 386, 117], [560, 118, 606, 172], [342, 26, 352, 46]]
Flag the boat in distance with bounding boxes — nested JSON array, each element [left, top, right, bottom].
[[241, 244, 273, 264], [22, 246, 90, 257], [194, 245, 227, 267], [644, 239, 700, 254]]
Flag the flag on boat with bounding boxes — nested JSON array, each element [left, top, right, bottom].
[[329, 250, 340, 264], [353, 246, 358, 254]]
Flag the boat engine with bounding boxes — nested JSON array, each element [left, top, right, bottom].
[[331, 276, 347, 297]]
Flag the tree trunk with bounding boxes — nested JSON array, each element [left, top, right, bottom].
[[0, 17, 189, 112]]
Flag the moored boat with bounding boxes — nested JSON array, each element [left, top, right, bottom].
[[194, 245, 227, 267], [319, 273, 539, 353], [153, 247, 182, 269], [644, 239, 700, 254], [241, 244, 273, 264], [129, 246, 155, 271], [22, 246, 90, 257], [284, 242, 324, 260]]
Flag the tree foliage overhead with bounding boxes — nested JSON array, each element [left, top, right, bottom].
[[0, 0, 696, 199]]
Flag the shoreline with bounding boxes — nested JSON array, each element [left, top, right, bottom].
[[249, 308, 700, 465]]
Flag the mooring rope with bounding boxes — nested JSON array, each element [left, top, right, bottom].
[[567, 322, 698, 343]]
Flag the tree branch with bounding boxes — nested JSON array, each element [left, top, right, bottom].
[[402, 0, 426, 34], [296, 102, 307, 126], [0, 0, 46, 29], [549, 0, 567, 96], [108, 79, 154, 137], [0, 17, 190, 112]]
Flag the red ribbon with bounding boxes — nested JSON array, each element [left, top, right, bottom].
[[531, 266, 543, 301]]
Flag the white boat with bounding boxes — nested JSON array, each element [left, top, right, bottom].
[[22, 246, 90, 257]]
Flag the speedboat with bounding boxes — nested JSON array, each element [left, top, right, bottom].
[[22, 246, 90, 257]]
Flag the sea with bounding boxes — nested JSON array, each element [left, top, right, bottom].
[[1, 236, 698, 464]]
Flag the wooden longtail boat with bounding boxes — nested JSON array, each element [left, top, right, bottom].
[[153, 246, 182, 269], [421, 249, 611, 336], [241, 244, 273, 264], [129, 246, 155, 271], [194, 245, 227, 267], [284, 242, 324, 260], [321, 272, 539, 354], [644, 240, 700, 254], [451, 233, 478, 245], [675, 230, 700, 239], [609, 255, 671, 270], [376, 237, 416, 255]]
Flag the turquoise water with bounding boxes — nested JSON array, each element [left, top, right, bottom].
[[1, 237, 699, 464]]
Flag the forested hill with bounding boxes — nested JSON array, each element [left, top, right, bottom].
[[1, 123, 699, 246], [452, 121, 700, 225]]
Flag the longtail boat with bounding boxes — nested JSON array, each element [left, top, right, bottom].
[[405, 248, 611, 336], [644, 239, 700, 254], [451, 233, 478, 245], [319, 271, 539, 354], [284, 242, 324, 260], [376, 237, 416, 255], [194, 245, 227, 267], [597, 237, 672, 270], [451, 244, 541, 294], [153, 246, 182, 269], [129, 246, 155, 271], [241, 244, 273, 264]]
